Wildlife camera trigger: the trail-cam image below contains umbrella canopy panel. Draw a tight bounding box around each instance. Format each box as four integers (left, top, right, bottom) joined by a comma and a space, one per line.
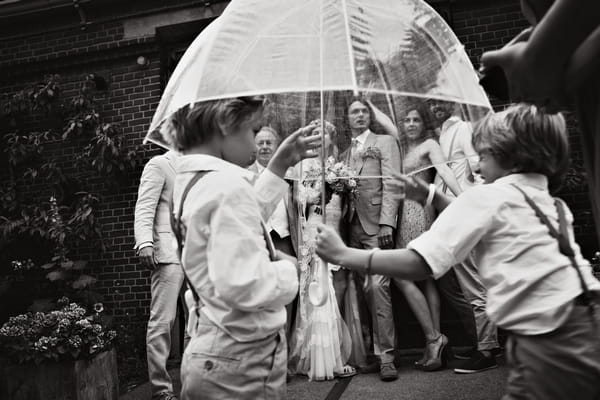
146, 0, 491, 144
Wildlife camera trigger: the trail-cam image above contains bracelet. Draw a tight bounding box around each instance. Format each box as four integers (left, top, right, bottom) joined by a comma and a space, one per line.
424, 183, 436, 208
365, 248, 378, 275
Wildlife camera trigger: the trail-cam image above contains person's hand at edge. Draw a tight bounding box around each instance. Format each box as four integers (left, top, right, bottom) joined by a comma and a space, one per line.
315, 224, 350, 266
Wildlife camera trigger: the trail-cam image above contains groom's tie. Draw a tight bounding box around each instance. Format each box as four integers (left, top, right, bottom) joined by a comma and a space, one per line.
347, 138, 359, 221
350, 138, 360, 169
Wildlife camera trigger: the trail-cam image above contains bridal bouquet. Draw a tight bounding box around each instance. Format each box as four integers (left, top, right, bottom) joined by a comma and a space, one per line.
302, 156, 358, 204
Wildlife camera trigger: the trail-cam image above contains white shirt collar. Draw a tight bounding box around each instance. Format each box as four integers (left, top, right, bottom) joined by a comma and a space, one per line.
354, 129, 372, 146
176, 154, 256, 182
254, 160, 266, 174
494, 173, 548, 191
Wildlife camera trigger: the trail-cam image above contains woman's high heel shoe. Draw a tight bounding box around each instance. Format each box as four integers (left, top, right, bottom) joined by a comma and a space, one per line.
414, 351, 427, 368
421, 334, 448, 372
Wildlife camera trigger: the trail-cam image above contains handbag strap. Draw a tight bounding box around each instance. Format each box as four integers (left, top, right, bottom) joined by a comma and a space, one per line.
511, 184, 597, 321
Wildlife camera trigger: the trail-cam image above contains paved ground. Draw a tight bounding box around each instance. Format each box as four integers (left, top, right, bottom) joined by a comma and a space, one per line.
120, 354, 508, 400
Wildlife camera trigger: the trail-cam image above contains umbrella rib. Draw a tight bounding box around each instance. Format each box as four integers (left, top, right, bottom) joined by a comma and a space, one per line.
340, 0, 358, 92
163, 87, 491, 109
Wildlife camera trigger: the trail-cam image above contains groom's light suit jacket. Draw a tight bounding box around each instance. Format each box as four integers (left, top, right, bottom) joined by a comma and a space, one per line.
341, 131, 401, 236
134, 151, 179, 264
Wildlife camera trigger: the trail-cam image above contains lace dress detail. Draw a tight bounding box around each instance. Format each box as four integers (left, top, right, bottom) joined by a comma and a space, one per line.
289, 183, 352, 380
396, 145, 436, 247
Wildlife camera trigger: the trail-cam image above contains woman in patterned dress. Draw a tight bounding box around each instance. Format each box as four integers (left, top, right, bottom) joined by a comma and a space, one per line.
395, 102, 462, 371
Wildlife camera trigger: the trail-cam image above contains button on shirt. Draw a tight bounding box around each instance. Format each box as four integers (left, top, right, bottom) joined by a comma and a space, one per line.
408, 173, 600, 335
173, 155, 298, 342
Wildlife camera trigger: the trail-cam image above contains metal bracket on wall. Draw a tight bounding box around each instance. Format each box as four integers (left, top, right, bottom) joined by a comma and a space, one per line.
73, 0, 92, 30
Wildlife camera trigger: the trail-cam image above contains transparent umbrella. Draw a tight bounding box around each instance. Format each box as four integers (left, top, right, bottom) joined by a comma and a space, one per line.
145, 0, 490, 142
144, 0, 492, 306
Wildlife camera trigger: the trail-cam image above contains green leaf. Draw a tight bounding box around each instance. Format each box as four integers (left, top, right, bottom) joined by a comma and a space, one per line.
72, 274, 96, 289
46, 270, 67, 281
40, 262, 56, 270
72, 260, 88, 270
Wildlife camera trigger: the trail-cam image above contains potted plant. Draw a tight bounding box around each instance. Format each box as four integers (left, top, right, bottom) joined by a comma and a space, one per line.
0, 297, 118, 400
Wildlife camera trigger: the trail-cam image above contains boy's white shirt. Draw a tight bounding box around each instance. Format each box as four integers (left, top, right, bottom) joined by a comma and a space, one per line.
173, 154, 297, 342
409, 173, 600, 335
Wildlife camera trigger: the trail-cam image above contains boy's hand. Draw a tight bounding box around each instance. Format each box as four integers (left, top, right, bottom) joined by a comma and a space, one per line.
315, 224, 348, 266
386, 171, 406, 203
267, 122, 321, 178
396, 174, 428, 204
275, 250, 297, 265
275, 250, 300, 279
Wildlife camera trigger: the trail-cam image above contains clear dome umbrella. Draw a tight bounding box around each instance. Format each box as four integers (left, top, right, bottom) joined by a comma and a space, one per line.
145, 0, 492, 305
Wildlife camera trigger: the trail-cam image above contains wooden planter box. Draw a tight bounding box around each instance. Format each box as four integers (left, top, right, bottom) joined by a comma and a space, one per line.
0, 348, 118, 400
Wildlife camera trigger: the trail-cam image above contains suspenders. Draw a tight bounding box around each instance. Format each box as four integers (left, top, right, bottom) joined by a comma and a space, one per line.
512, 184, 597, 323
169, 170, 279, 314
170, 171, 211, 309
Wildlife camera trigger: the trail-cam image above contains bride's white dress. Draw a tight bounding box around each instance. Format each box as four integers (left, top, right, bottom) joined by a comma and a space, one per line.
288, 191, 353, 381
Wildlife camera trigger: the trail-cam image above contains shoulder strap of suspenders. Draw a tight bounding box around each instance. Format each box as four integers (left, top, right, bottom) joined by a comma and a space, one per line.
170, 170, 280, 307
511, 184, 596, 318
170, 171, 211, 305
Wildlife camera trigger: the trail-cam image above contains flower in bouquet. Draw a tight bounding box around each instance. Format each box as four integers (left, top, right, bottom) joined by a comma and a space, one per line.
301, 157, 358, 204
323, 156, 359, 198
0, 298, 116, 364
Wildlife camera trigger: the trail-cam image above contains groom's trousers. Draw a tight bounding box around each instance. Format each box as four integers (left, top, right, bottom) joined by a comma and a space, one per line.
349, 217, 396, 365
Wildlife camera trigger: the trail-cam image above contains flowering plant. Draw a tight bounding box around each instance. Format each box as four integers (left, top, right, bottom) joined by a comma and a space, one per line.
0, 297, 116, 364
302, 156, 358, 204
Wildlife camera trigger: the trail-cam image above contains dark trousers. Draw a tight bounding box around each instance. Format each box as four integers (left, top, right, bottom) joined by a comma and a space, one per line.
503, 302, 600, 400
436, 269, 478, 348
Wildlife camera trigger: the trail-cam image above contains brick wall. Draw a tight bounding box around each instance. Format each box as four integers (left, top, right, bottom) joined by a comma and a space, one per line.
0, 1, 215, 318
0, 0, 596, 325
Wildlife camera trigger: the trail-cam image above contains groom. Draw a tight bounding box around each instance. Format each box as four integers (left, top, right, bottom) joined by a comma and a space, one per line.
341, 97, 402, 381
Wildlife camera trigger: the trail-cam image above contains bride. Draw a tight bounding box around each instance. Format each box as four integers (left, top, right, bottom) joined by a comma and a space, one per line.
288, 121, 357, 381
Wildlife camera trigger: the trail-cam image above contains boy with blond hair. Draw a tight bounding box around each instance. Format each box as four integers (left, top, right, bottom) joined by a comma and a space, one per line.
316, 104, 600, 399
